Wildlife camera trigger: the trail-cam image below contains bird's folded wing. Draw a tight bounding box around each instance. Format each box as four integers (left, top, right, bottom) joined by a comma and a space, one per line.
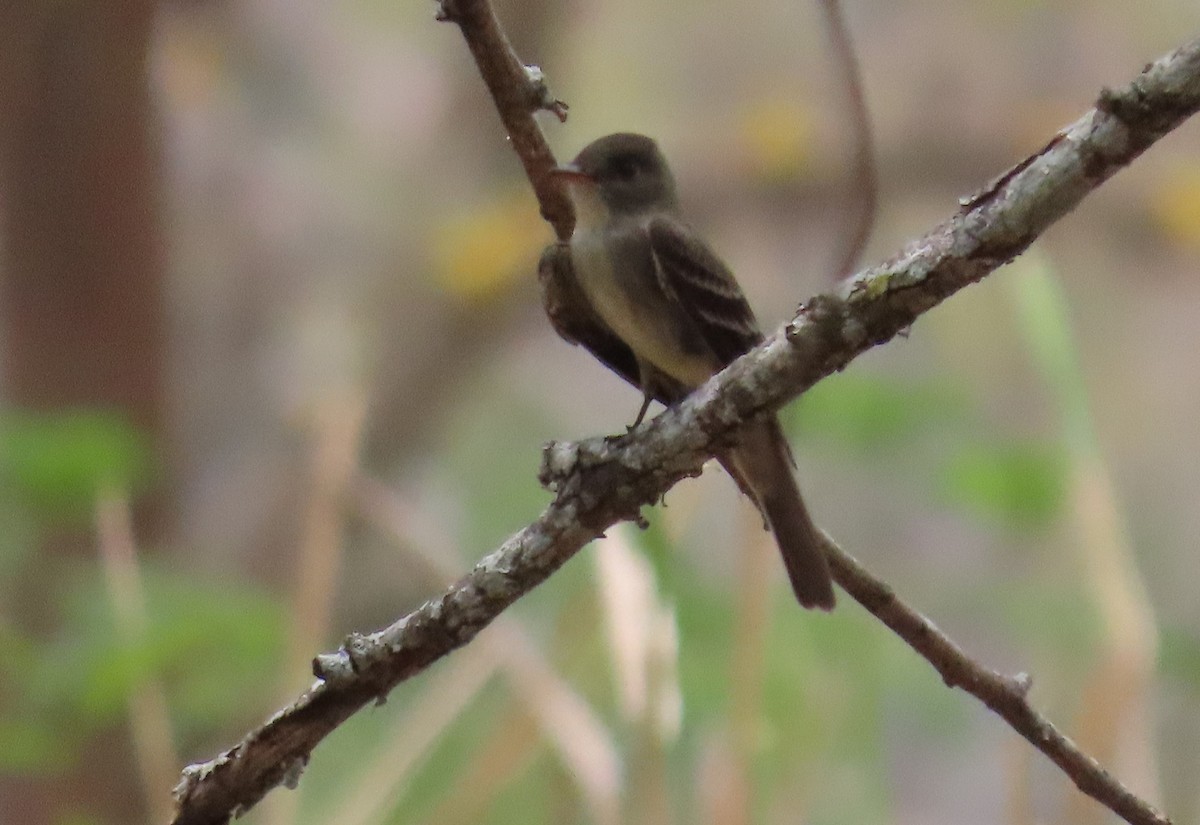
538, 240, 769, 507
538, 242, 686, 405
646, 216, 764, 366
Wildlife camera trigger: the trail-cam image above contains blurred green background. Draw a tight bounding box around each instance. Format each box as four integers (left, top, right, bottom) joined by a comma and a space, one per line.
1, 1, 1198, 824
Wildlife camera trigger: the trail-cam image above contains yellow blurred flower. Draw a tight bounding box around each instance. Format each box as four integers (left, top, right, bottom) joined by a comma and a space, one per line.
433, 191, 547, 301
1150, 166, 1200, 248
737, 98, 815, 184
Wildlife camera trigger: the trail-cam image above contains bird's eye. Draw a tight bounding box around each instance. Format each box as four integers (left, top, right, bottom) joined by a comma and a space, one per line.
611, 156, 639, 179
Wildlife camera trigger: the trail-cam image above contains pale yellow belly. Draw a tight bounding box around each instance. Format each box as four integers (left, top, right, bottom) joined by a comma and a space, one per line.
571, 231, 717, 388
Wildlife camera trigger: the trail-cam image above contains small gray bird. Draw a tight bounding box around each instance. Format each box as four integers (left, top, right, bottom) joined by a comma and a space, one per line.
541, 133, 835, 610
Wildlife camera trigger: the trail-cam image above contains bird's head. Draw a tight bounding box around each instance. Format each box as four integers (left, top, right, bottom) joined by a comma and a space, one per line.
552, 133, 679, 223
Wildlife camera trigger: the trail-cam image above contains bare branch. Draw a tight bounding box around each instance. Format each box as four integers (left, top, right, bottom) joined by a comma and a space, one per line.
168, 21, 1200, 825
823, 536, 1169, 825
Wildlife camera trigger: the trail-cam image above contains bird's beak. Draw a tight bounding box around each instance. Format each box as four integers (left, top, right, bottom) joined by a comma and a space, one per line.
549, 162, 595, 186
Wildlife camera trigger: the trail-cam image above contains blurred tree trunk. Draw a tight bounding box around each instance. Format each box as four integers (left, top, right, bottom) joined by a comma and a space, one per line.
0, 1, 165, 823
0, 3, 164, 434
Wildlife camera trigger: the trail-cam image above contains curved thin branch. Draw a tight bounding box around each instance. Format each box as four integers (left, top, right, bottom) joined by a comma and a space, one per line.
817, 0, 879, 277
168, 24, 1200, 825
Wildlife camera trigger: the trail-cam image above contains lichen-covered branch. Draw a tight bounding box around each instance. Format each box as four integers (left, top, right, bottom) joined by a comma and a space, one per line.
168, 21, 1200, 825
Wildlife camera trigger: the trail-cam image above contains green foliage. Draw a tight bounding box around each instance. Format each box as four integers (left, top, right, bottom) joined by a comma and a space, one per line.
0, 561, 284, 774
1008, 254, 1103, 458
441, 386, 553, 552
1001, 575, 1099, 666
672, 579, 736, 721
0, 409, 154, 524
476, 748, 559, 825
936, 442, 1066, 530
761, 605, 882, 756
633, 516, 680, 599
1160, 626, 1200, 697
0, 496, 39, 583
0, 703, 73, 773
787, 371, 967, 454
0, 610, 77, 773
786, 367, 1068, 532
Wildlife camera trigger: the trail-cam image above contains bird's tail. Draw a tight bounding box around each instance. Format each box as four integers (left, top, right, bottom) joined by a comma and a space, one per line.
724, 420, 836, 610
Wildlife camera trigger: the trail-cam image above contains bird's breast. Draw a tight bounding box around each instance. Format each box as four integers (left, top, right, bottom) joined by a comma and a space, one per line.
570, 224, 718, 388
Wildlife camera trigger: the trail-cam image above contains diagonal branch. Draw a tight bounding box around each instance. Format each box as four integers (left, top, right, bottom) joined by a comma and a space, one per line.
434, 0, 574, 238
168, 16, 1200, 825
825, 538, 1168, 825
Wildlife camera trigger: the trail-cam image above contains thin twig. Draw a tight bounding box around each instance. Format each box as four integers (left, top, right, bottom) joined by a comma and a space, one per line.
281, 395, 366, 686
727, 512, 774, 823
821, 536, 1168, 825
435, 0, 573, 238
262, 394, 366, 825
96, 490, 180, 825
817, 0, 879, 277
168, 21, 1200, 825
1009, 265, 1162, 814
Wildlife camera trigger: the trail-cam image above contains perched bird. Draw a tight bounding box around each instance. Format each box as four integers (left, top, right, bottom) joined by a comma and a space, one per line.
540, 133, 835, 610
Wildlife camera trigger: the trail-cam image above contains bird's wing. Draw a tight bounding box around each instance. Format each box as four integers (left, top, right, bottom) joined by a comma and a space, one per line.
646, 218, 795, 488
540, 240, 769, 505
538, 242, 686, 405
646, 216, 764, 366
